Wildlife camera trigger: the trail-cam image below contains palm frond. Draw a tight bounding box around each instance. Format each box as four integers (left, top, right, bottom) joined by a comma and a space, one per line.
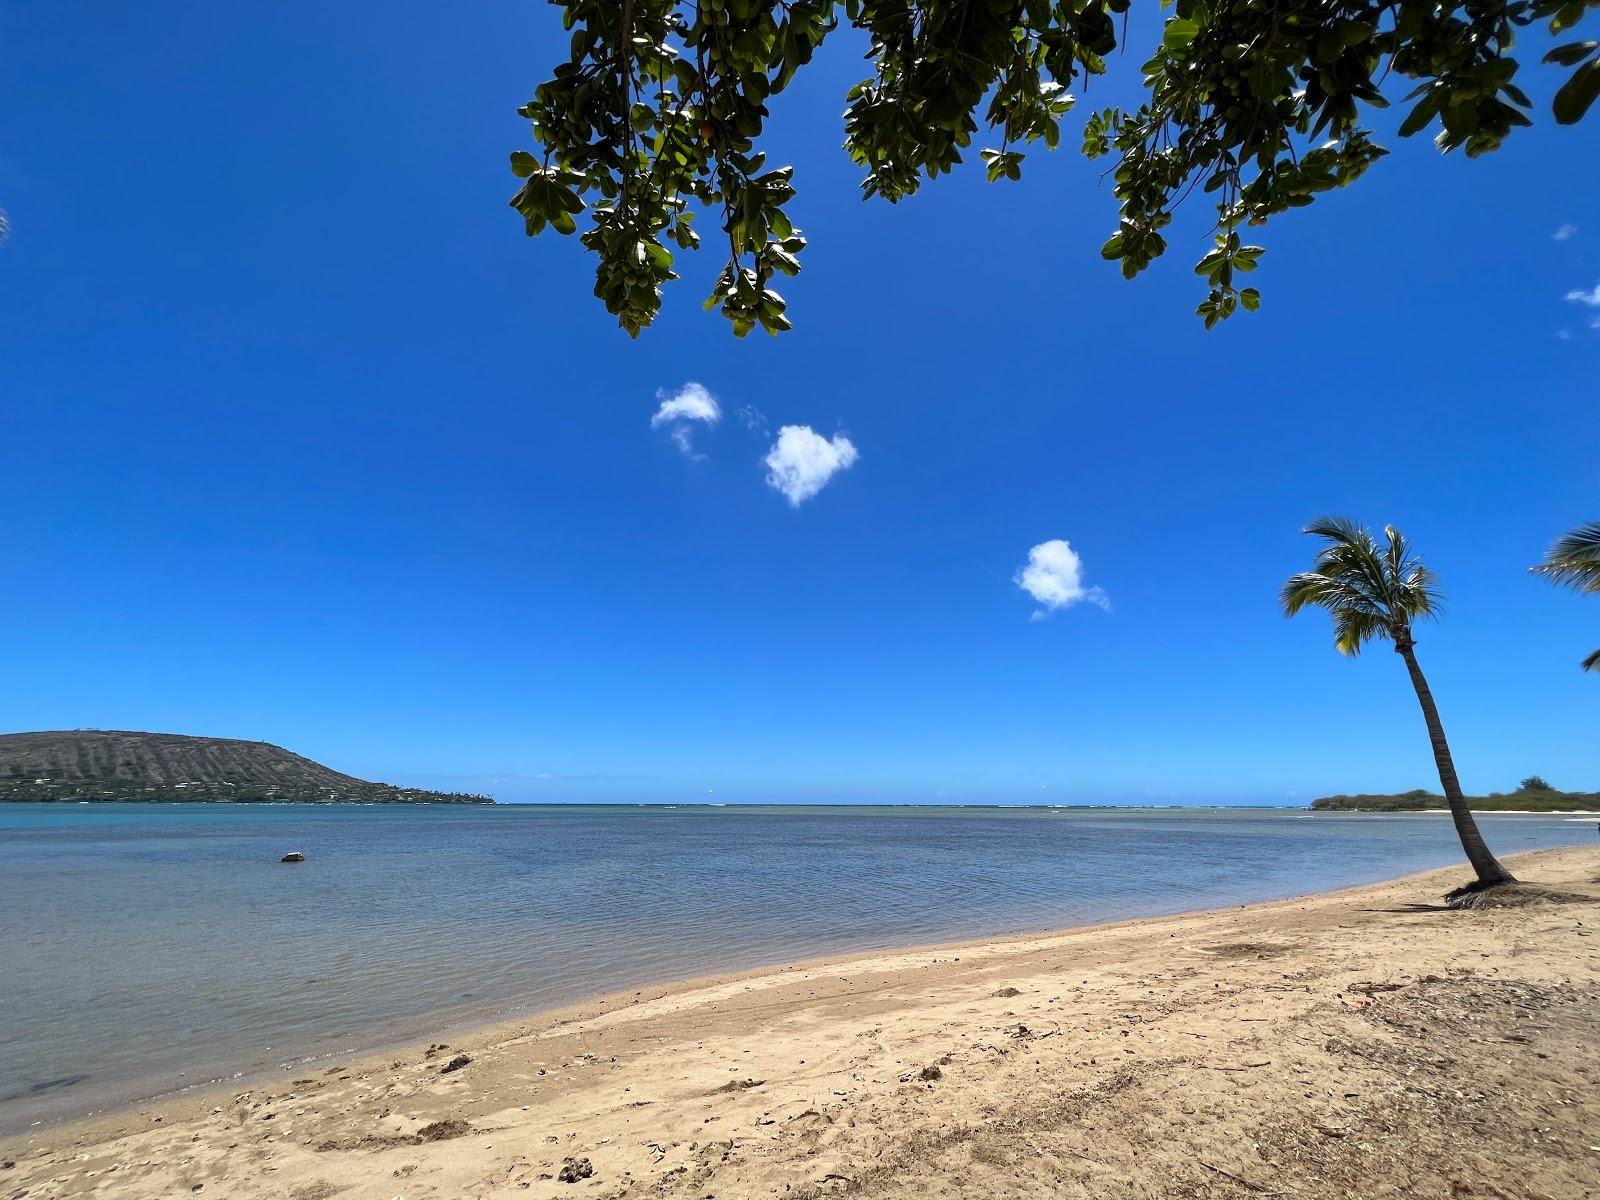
1534, 520, 1600, 594
1280, 571, 1358, 616
1583, 647, 1600, 672
1332, 608, 1388, 657
1283, 517, 1443, 653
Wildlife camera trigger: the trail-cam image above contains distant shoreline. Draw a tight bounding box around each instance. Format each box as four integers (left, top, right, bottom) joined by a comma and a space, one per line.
0, 795, 496, 805
5, 797, 1595, 812
1312, 788, 1600, 813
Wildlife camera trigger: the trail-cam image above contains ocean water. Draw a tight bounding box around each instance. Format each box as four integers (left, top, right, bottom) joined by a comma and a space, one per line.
1, 802, 1593, 1132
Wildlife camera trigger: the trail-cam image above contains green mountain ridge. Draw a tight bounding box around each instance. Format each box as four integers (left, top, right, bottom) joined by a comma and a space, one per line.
0, 730, 492, 804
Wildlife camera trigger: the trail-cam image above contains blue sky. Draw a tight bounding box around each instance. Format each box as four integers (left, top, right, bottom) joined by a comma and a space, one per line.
2, 3, 1596, 804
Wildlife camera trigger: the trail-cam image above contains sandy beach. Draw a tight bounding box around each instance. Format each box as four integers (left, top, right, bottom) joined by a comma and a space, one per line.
5, 845, 1597, 1200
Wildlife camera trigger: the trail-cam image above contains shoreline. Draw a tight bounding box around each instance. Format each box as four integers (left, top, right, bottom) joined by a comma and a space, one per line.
7, 845, 1598, 1198
2, 818, 1577, 1138
0, 855, 1448, 1136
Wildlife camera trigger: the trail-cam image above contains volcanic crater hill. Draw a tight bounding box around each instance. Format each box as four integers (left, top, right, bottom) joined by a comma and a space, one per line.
0, 730, 492, 804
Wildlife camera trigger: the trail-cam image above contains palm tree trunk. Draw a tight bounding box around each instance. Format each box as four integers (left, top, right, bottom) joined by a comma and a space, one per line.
1394, 637, 1515, 887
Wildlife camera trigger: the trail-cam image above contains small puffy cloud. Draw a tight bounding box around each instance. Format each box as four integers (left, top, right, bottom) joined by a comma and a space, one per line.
651, 381, 720, 458
1014, 539, 1109, 619
651, 381, 720, 427
763, 425, 858, 506
1564, 280, 1600, 307
1553, 223, 1578, 241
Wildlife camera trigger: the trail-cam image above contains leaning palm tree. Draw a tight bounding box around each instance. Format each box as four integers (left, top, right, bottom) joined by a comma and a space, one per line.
1531, 520, 1600, 671
1282, 517, 1515, 891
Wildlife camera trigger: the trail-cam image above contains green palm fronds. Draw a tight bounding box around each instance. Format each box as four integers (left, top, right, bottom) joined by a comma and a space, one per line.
1281, 517, 1440, 656
1533, 520, 1600, 593
1532, 519, 1600, 671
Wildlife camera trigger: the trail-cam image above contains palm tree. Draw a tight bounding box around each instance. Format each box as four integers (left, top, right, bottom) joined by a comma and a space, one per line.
1282, 517, 1515, 890
1531, 520, 1600, 671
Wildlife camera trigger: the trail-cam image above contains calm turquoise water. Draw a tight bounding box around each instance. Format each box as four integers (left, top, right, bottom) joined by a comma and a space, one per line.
1, 803, 1593, 1132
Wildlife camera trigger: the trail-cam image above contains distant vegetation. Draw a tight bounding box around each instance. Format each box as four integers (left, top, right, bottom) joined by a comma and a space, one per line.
1313, 785, 1600, 813
0, 730, 492, 804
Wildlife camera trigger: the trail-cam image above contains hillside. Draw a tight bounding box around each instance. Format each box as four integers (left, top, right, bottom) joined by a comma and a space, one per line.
0, 730, 492, 804
1312, 787, 1600, 813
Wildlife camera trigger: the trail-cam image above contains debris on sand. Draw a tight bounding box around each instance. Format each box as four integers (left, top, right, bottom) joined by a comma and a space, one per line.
313, 1119, 472, 1152
558, 1156, 594, 1183
1448, 881, 1599, 909
439, 1054, 472, 1074
710, 1078, 765, 1094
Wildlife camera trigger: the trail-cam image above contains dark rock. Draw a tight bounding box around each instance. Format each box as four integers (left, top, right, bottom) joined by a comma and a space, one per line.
280, 851, 305, 863
918, 1065, 942, 1081
439, 1054, 472, 1074
558, 1156, 594, 1183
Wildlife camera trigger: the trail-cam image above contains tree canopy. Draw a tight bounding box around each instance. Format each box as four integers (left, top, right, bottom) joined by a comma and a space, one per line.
510, 0, 1600, 337
1280, 516, 1440, 655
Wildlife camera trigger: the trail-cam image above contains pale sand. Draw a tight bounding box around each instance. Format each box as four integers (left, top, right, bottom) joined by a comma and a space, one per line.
6, 847, 1598, 1200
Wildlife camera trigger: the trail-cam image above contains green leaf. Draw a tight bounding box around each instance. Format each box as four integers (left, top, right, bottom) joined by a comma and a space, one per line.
1162, 18, 1199, 51
509, 151, 540, 178
1398, 95, 1440, 137
1544, 41, 1598, 67
1554, 60, 1600, 124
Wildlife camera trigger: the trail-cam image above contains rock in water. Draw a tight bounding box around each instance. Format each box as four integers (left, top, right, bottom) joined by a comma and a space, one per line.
280, 851, 305, 863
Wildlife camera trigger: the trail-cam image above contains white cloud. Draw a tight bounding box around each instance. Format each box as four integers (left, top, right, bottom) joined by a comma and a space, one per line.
1553, 223, 1578, 241
1564, 280, 1600, 307
763, 425, 858, 506
651, 381, 720, 458
651, 381, 720, 427
1014, 539, 1109, 619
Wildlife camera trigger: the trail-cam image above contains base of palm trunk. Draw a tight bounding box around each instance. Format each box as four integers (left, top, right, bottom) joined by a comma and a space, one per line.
1444, 875, 1519, 908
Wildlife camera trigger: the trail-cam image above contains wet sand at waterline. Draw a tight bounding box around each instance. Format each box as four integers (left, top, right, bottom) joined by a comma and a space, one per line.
6, 846, 1597, 1200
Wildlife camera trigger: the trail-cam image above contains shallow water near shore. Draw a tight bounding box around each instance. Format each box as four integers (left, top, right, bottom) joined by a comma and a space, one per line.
2, 802, 1593, 1132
